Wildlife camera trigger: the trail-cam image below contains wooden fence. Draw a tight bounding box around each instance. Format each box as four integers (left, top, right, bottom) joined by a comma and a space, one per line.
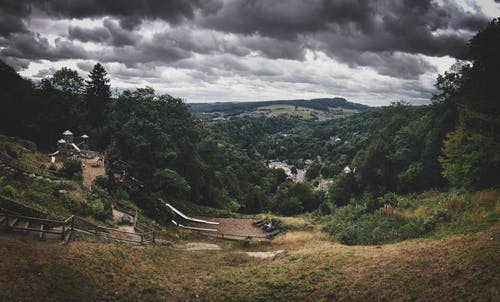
0, 197, 154, 245
73, 216, 154, 245
0, 212, 74, 244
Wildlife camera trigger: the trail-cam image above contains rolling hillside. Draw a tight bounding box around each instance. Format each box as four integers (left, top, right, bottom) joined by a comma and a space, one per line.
188, 98, 372, 120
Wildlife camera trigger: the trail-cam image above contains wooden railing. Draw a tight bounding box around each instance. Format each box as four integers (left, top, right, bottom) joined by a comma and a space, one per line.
73, 216, 154, 245
0, 212, 74, 244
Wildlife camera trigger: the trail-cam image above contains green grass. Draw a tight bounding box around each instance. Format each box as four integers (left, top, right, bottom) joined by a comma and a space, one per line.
322, 189, 500, 245
0, 135, 60, 178
254, 104, 358, 120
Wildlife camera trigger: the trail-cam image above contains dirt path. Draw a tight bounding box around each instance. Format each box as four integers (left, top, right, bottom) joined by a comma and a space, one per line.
81, 154, 105, 187
184, 217, 270, 240
173, 243, 221, 251
42, 151, 105, 187
111, 208, 141, 242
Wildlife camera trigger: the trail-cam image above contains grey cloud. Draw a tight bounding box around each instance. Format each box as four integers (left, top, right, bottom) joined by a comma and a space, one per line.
240, 35, 306, 60
68, 19, 139, 46
34, 0, 223, 27
0, 0, 493, 88
198, 0, 488, 56
0, 56, 31, 71
32, 67, 57, 78
108, 63, 162, 80
0, 1, 31, 36
102, 19, 139, 46
68, 26, 111, 43
1, 32, 88, 62
76, 61, 95, 73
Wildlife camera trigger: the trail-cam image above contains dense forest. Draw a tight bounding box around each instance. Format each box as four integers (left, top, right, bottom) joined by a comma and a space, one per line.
0, 19, 499, 229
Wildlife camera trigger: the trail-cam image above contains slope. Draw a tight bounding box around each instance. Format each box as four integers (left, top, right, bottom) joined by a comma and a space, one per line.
0, 223, 497, 301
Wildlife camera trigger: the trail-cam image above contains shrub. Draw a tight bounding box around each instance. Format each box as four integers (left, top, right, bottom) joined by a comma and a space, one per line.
1, 184, 17, 197
64, 189, 112, 220
93, 175, 108, 189
60, 159, 82, 180
323, 201, 438, 245
65, 191, 85, 214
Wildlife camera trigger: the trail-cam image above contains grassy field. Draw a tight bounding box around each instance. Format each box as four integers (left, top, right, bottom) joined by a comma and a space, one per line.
254, 104, 357, 120
0, 221, 498, 302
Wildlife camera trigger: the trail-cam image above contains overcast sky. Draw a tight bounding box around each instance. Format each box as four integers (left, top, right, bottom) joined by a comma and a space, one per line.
0, 0, 498, 105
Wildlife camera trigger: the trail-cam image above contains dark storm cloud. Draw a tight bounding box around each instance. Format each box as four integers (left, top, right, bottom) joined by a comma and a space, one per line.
1, 32, 88, 61
0, 0, 494, 79
34, 0, 223, 27
68, 19, 139, 46
198, 0, 489, 61
0, 1, 31, 36
346, 52, 437, 79
68, 26, 111, 43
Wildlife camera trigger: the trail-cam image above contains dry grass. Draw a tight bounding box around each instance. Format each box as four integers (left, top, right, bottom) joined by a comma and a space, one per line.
0, 222, 498, 302
257, 214, 315, 231
272, 231, 329, 245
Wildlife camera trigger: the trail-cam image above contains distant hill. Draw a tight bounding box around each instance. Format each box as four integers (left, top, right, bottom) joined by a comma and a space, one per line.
188, 97, 372, 120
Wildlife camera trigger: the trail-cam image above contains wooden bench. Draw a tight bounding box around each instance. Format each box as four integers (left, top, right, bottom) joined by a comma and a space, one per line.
267, 230, 280, 239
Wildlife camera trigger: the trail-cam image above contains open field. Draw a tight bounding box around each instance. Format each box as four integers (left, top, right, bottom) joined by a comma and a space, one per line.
254, 104, 357, 120
0, 222, 498, 302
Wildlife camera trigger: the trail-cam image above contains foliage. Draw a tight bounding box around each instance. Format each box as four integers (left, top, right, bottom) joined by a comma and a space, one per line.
328, 171, 359, 207
85, 63, 111, 130
1, 184, 17, 197
436, 19, 500, 189
272, 182, 322, 215
60, 159, 83, 180
323, 189, 500, 245
0, 18, 499, 223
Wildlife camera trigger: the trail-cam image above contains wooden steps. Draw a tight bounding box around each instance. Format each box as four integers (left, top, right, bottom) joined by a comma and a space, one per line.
0, 213, 74, 244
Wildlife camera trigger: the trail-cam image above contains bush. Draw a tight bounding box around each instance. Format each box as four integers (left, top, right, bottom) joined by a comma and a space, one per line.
1, 184, 17, 197
93, 175, 108, 189
323, 201, 438, 245
60, 159, 82, 180
64, 189, 112, 220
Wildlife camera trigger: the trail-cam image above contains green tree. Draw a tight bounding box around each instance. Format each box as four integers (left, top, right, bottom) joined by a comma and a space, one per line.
49, 67, 84, 94
328, 171, 359, 207
438, 19, 500, 189
439, 109, 500, 188
154, 168, 191, 201
85, 63, 111, 128
305, 161, 321, 180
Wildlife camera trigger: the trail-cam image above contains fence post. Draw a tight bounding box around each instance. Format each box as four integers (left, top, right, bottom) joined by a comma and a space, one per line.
133, 210, 138, 230
61, 224, 66, 241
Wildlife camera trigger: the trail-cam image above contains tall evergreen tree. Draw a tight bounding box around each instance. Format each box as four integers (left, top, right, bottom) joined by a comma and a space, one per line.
85, 63, 111, 128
